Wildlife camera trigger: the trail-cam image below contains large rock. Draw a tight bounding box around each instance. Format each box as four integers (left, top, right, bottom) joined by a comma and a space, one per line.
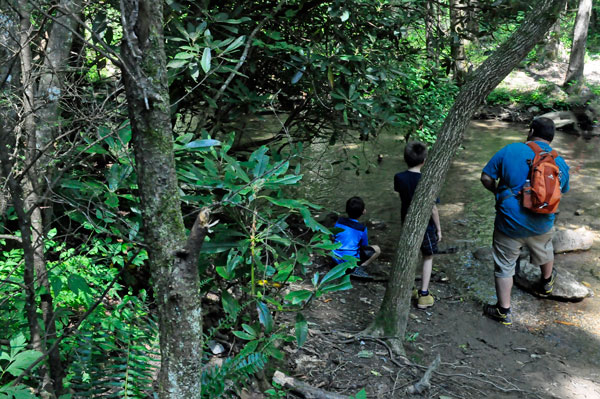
514, 261, 593, 301
553, 228, 595, 253
539, 110, 579, 133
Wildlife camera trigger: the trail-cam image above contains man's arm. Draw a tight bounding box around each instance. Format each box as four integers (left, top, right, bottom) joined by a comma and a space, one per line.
480, 172, 497, 194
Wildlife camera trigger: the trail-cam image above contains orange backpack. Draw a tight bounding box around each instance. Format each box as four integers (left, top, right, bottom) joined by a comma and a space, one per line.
521, 142, 561, 214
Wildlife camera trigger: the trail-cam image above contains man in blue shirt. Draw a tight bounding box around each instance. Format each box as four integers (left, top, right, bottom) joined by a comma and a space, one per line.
331, 197, 380, 278
480, 117, 569, 325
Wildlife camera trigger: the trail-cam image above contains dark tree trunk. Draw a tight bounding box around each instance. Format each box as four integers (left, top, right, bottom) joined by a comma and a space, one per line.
425, 1, 438, 65
564, 0, 593, 92
450, 0, 468, 86
119, 0, 206, 397
364, 0, 568, 355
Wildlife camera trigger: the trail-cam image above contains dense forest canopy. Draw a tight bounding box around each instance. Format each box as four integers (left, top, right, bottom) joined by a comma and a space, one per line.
0, 0, 598, 397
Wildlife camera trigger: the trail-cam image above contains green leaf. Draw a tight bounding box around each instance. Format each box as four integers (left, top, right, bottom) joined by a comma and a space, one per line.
222, 291, 241, 319
67, 274, 90, 295
232, 331, 256, 341
215, 266, 232, 280
174, 51, 195, 59
256, 302, 273, 334
319, 262, 351, 286
238, 340, 259, 357
319, 276, 353, 294
241, 323, 258, 338
295, 313, 308, 347
201, 47, 212, 73
353, 388, 367, 399
270, 175, 302, 185
184, 139, 221, 149
249, 146, 269, 178
284, 289, 312, 305
167, 59, 189, 69
9, 334, 26, 358
5, 350, 42, 377
223, 35, 245, 54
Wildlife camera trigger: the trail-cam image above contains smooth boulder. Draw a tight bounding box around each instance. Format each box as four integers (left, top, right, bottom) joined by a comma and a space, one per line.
514, 261, 593, 301
553, 228, 595, 253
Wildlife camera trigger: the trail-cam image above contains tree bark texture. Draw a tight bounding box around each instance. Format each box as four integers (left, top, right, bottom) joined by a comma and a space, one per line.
367, 0, 568, 355
12, 0, 83, 393
564, 0, 592, 91
450, 0, 468, 85
119, 0, 205, 397
425, 1, 438, 64
14, 2, 60, 395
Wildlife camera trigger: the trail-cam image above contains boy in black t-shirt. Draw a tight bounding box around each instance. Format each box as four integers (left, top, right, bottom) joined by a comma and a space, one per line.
393, 141, 442, 309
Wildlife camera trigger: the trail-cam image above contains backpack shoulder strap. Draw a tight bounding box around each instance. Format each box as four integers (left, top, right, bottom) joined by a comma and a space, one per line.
526, 141, 542, 155
526, 141, 558, 160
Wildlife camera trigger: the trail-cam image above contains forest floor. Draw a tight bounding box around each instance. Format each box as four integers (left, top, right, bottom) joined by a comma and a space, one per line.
267, 62, 600, 399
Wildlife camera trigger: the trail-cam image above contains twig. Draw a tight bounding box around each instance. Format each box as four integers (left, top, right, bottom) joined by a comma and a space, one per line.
211, 0, 286, 104
0, 234, 22, 243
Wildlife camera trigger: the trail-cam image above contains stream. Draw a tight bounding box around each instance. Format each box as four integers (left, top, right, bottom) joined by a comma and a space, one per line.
299, 120, 600, 362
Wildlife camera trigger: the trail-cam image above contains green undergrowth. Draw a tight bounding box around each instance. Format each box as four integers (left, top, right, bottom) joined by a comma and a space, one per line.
486, 85, 570, 111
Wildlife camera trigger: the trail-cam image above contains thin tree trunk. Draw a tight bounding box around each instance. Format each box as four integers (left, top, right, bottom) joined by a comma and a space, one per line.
14, 0, 81, 393
119, 0, 205, 397
364, 0, 568, 355
15, 2, 55, 396
425, 1, 438, 65
450, 0, 468, 85
564, 0, 593, 91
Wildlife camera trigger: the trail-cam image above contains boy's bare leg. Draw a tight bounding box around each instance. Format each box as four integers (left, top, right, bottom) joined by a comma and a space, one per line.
360, 245, 380, 267
495, 276, 513, 308
421, 255, 433, 292
540, 259, 554, 279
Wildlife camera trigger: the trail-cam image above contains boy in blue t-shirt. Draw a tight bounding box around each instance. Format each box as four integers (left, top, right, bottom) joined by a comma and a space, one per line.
393, 141, 442, 309
331, 197, 381, 278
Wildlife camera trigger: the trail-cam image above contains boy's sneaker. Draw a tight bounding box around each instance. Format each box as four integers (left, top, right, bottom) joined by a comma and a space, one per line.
417, 293, 434, 309
537, 269, 557, 297
483, 304, 512, 326
350, 266, 372, 279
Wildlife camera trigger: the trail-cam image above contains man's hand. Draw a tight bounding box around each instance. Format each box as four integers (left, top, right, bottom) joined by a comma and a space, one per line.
480, 172, 497, 194
437, 230, 442, 243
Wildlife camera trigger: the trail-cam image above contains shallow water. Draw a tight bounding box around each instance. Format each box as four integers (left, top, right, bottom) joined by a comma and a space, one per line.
299, 120, 600, 346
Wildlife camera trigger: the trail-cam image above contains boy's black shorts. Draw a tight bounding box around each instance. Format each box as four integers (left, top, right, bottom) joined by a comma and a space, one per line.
359, 246, 377, 264
420, 225, 438, 256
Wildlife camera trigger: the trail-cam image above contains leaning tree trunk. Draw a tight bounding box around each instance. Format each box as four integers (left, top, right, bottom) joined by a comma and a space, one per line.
364, 0, 568, 355
119, 0, 206, 397
564, 0, 593, 92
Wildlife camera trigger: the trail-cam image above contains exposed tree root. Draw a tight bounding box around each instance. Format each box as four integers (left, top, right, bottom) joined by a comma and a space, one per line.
406, 354, 440, 394
272, 371, 349, 399
359, 323, 406, 357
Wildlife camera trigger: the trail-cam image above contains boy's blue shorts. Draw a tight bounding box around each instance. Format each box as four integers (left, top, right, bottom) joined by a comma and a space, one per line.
421, 225, 438, 256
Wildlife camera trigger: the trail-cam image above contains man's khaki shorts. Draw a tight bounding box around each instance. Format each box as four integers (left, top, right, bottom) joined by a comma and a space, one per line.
492, 228, 554, 278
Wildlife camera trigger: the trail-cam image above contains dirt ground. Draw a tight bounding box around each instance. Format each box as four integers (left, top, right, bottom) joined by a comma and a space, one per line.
284, 254, 599, 399
274, 64, 600, 399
